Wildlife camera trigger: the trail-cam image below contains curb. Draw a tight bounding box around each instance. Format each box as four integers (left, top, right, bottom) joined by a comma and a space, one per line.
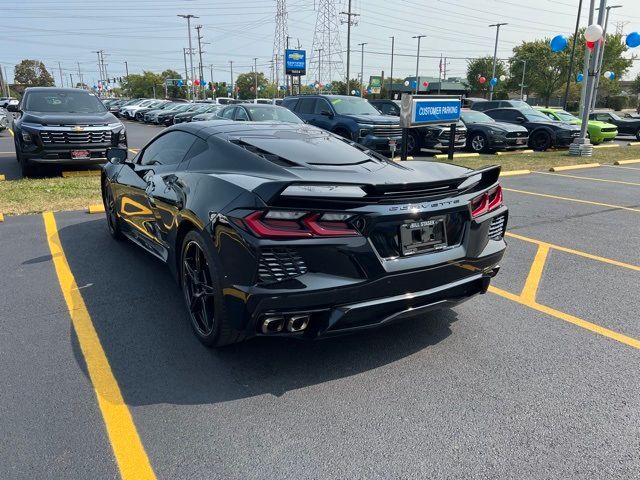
627, 142, 640, 146
549, 163, 600, 172
500, 170, 531, 177
614, 159, 640, 165
592, 143, 620, 149
0, 213, 4, 222
87, 205, 105, 214
62, 170, 101, 178
0, 174, 5, 181
433, 152, 480, 160
495, 150, 533, 156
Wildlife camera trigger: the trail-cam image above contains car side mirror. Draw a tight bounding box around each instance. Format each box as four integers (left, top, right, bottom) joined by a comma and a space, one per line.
106, 147, 128, 164
320, 110, 333, 117
516, 116, 525, 123
7, 104, 19, 113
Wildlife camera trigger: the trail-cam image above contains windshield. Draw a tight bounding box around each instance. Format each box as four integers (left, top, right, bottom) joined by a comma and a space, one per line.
509, 100, 533, 109
248, 106, 302, 123
609, 112, 622, 121
461, 110, 494, 123
25, 91, 107, 113
330, 97, 381, 115
525, 110, 553, 122
553, 110, 577, 122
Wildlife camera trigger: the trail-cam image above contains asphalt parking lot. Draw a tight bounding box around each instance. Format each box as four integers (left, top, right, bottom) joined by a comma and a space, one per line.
1, 122, 639, 479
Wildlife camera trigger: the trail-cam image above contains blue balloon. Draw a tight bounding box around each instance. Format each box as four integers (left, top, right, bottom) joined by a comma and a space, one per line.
92, 85, 97, 89
626, 32, 640, 48
576, 73, 584, 82
177, 80, 184, 87
325, 83, 332, 89
201, 80, 207, 86
608, 72, 616, 80
411, 81, 417, 88
279, 85, 286, 90
490, 77, 498, 86
550, 35, 569, 52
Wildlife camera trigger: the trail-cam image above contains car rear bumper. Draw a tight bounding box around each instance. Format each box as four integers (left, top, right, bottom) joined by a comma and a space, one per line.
359, 134, 403, 152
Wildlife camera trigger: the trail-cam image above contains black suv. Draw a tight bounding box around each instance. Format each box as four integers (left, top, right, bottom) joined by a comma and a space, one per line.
282, 94, 402, 152
483, 107, 580, 151
471, 100, 533, 112
9, 87, 127, 176
369, 99, 467, 155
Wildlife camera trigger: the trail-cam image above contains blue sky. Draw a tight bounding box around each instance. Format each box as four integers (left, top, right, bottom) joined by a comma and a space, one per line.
2, 0, 639, 88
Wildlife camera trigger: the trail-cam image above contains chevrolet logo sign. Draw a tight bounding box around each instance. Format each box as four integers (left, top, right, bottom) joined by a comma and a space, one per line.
288, 53, 304, 60
72, 126, 85, 132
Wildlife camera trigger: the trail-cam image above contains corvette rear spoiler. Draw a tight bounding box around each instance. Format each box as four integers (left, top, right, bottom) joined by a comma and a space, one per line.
255, 164, 502, 206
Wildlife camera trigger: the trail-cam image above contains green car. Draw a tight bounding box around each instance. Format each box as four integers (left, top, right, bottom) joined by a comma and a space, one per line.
536, 107, 618, 144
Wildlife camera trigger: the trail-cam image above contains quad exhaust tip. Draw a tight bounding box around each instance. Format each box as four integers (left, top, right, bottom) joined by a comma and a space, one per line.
261, 314, 311, 334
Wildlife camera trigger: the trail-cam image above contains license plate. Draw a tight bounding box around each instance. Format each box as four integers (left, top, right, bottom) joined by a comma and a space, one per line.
399, 217, 447, 256
71, 149, 91, 160
516, 138, 526, 145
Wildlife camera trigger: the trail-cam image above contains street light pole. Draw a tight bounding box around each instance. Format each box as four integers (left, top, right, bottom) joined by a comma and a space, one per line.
341, 0, 359, 96
412, 35, 426, 95
579, 0, 597, 113
183, 48, 189, 98
591, 4, 622, 110
178, 14, 199, 100
315, 48, 323, 84
389, 36, 395, 99
254, 57, 258, 100
358, 43, 366, 97
562, 0, 583, 110
519, 59, 527, 100
489, 23, 507, 101
230, 60, 234, 99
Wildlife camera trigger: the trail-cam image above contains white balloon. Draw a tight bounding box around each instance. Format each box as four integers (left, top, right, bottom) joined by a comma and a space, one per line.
404, 80, 410, 87
187, 80, 193, 86
351, 90, 356, 95
499, 75, 507, 82
585, 24, 604, 42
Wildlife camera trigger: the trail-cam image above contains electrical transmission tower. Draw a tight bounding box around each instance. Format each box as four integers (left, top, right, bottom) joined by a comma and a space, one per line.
272, 0, 289, 90
310, 0, 345, 85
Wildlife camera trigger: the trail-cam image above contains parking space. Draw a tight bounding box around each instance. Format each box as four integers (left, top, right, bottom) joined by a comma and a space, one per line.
1, 159, 638, 479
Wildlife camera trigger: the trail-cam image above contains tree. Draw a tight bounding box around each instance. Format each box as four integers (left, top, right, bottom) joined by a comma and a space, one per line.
465, 56, 507, 98
120, 71, 165, 98
14, 59, 55, 87
160, 69, 185, 99
235, 72, 269, 99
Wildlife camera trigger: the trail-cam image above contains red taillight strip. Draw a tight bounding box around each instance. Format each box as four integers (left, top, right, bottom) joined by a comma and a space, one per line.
244, 211, 312, 238
471, 185, 503, 218
302, 214, 360, 237
471, 194, 490, 217
488, 185, 503, 211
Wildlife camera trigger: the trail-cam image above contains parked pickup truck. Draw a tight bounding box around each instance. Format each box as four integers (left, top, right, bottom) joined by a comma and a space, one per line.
8, 87, 127, 176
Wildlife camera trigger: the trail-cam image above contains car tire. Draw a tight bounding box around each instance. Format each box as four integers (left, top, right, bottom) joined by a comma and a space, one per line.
406, 131, 421, 156
635, 128, 640, 141
469, 132, 489, 153
102, 179, 124, 240
529, 130, 552, 151
180, 230, 243, 347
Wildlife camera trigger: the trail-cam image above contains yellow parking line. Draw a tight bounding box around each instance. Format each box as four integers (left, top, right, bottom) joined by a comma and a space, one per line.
434, 152, 480, 160
614, 159, 640, 165
549, 163, 600, 172
8, 128, 14, 137
489, 286, 640, 350
519, 244, 549, 303
506, 232, 640, 272
42, 212, 156, 480
534, 171, 640, 186
128, 148, 139, 154
503, 188, 640, 213
500, 169, 530, 177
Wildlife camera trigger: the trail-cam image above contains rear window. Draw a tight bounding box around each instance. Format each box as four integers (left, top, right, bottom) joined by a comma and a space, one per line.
281, 98, 299, 110
25, 91, 106, 113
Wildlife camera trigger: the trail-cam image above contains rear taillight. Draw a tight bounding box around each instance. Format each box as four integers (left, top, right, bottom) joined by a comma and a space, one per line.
471, 185, 503, 218
242, 210, 360, 239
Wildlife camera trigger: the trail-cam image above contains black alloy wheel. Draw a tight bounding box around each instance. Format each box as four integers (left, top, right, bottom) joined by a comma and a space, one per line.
406, 131, 421, 156
103, 180, 123, 239
530, 130, 552, 151
469, 133, 488, 153
182, 237, 217, 340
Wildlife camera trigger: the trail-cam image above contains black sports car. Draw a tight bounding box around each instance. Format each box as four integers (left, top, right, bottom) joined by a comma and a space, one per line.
101, 121, 507, 347
460, 109, 529, 153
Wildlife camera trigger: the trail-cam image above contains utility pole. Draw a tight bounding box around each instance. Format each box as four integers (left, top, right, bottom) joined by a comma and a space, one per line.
254, 57, 259, 100
58, 62, 64, 88
3, 66, 9, 97
591, 4, 622, 110
389, 36, 395, 99
94, 51, 103, 84
340, 0, 359, 95
195, 24, 205, 99
70, 73, 74, 88
489, 23, 508, 101
358, 43, 366, 97
183, 48, 189, 99
178, 14, 199, 100
412, 35, 426, 95
285, 36, 291, 96
77, 62, 83, 89
0, 67, 7, 97
315, 48, 323, 84
563, 0, 583, 110
230, 61, 234, 98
